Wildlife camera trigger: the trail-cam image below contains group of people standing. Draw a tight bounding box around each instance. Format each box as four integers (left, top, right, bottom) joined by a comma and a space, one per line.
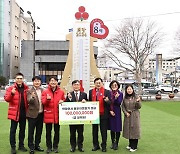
4, 72, 141, 154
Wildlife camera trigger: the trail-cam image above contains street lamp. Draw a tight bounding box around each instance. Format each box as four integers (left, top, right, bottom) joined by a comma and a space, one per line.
170, 72, 174, 93
27, 11, 40, 77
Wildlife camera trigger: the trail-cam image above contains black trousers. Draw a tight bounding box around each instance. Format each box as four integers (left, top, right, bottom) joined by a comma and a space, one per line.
92, 119, 108, 149
28, 113, 43, 150
10, 115, 26, 148
129, 139, 138, 149
110, 131, 120, 144
46, 123, 60, 149
69, 124, 84, 149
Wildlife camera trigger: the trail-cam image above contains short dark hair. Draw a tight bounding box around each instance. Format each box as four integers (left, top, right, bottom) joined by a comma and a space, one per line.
109, 80, 120, 89
15, 72, 24, 78
72, 80, 80, 85
49, 76, 58, 81
32, 76, 41, 82
94, 77, 103, 83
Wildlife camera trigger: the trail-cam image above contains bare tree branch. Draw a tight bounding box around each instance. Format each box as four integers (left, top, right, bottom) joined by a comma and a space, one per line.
103, 18, 163, 93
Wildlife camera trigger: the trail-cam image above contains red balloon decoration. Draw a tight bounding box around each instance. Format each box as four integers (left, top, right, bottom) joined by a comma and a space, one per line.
75, 6, 89, 21
79, 6, 85, 12
75, 12, 81, 20
82, 12, 89, 20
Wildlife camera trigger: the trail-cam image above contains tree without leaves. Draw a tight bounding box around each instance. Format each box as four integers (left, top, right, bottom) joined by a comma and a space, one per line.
174, 27, 180, 55
104, 19, 163, 94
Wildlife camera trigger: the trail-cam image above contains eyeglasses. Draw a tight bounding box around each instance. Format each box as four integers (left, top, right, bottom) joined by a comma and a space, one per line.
112, 84, 118, 87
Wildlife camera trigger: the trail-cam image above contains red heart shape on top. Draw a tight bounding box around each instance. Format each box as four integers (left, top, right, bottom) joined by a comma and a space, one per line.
90, 18, 109, 39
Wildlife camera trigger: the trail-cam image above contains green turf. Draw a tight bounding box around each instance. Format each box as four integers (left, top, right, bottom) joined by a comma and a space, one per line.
0, 101, 180, 153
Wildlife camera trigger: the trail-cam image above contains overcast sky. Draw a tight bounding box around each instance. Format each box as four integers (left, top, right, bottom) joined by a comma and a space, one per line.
16, 0, 180, 56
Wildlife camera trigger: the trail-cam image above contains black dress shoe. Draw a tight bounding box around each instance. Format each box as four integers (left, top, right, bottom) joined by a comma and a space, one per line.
70, 148, 75, 152
29, 150, 34, 154
46, 148, 52, 154
18, 147, 28, 152
78, 148, 84, 152
102, 148, 107, 152
35, 146, 44, 152
92, 146, 100, 151
113, 143, 118, 150
53, 148, 59, 153
110, 143, 114, 149
11, 148, 16, 154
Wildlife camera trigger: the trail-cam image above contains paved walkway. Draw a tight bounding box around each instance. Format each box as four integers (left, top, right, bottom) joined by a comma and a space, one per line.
1, 90, 180, 102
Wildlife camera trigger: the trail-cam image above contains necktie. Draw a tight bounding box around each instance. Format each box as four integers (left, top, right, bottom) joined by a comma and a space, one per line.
96, 90, 99, 101
75, 92, 78, 102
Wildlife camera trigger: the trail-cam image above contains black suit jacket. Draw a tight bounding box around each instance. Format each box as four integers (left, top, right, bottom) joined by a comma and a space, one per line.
89, 88, 111, 119
65, 91, 88, 102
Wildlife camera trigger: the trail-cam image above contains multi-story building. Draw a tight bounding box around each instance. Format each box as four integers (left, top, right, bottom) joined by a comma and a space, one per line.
0, 0, 5, 76
20, 40, 98, 83
148, 55, 179, 84
1, 0, 33, 79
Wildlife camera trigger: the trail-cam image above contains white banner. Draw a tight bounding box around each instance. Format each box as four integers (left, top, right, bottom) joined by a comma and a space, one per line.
59, 101, 99, 125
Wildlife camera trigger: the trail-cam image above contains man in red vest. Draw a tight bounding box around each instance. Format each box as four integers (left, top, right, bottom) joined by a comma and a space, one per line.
89, 77, 111, 152
4, 73, 29, 154
42, 76, 65, 153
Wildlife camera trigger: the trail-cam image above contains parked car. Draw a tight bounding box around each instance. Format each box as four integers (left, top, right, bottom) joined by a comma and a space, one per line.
156, 85, 179, 93
27, 82, 33, 88
41, 83, 48, 89
5, 84, 10, 90
143, 87, 161, 94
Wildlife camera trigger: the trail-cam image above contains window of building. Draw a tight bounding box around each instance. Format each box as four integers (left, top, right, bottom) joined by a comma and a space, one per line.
36, 50, 69, 55
41, 62, 66, 71
15, 36, 18, 40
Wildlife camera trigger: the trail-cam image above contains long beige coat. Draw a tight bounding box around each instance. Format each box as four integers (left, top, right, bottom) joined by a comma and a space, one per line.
122, 95, 141, 139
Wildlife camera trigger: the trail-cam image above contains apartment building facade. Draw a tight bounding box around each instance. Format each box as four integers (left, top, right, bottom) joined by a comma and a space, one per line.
1, 0, 33, 79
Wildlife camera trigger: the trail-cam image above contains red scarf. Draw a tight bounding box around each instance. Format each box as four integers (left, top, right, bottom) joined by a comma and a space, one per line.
92, 87, 105, 115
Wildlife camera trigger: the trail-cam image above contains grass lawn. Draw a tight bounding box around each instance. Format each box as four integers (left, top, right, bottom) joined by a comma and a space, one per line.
0, 101, 180, 154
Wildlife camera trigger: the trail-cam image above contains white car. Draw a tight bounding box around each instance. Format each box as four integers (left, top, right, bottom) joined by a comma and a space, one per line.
156, 85, 179, 93
41, 83, 48, 89
5, 84, 10, 90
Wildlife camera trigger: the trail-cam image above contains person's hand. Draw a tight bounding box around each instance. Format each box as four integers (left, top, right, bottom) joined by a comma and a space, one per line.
115, 92, 120, 99
81, 99, 86, 103
11, 87, 16, 95
59, 100, 63, 104
47, 94, 51, 100
136, 97, 141, 102
103, 96, 109, 102
67, 92, 72, 99
31, 92, 36, 98
126, 112, 130, 118
110, 111, 115, 116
